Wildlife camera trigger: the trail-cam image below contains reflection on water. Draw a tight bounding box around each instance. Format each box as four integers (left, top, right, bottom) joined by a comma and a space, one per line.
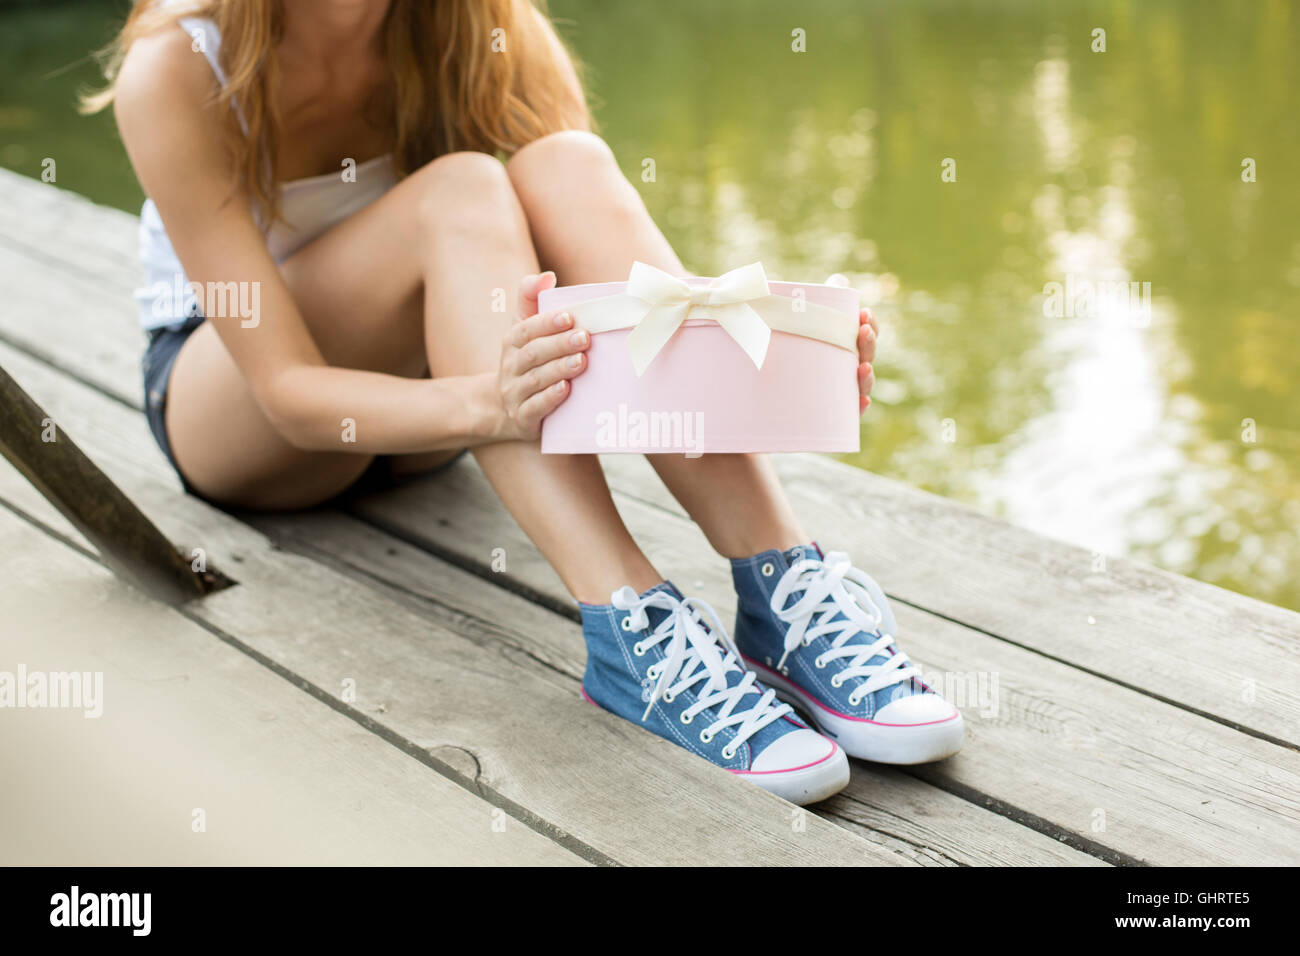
556, 0, 1300, 611
2, 0, 1297, 609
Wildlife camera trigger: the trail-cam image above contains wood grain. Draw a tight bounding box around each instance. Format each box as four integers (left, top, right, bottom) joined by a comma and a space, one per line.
0, 340, 900, 866
0, 509, 585, 866
4, 168, 1298, 866
351, 459, 1300, 865
258, 507, 1107, 867
2, 170, 1294, 748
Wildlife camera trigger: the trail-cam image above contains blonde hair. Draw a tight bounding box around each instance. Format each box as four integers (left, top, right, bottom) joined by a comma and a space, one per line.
83, 0, 590, 222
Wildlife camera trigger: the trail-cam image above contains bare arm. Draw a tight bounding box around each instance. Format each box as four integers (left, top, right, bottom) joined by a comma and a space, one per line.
113, 29, 511, 455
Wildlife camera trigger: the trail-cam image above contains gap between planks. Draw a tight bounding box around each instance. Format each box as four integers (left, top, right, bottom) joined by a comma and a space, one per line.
0, 341, 907, 867
2, 263, 1297, 865
0, 506, 587, 867
2, 174, 1300, 868
1, 202, 1295, 750
349, 462, 1300, 866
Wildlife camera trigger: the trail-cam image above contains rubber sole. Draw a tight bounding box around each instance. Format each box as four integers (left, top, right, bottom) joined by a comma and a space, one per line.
734, 742, 850, 805
745, 657, 965, 765
579, 686, 850, 805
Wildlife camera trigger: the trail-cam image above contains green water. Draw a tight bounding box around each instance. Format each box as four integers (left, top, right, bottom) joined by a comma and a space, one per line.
3, 0, 1297, 610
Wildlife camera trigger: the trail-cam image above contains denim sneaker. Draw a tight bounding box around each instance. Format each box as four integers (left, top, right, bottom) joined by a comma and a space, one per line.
580, 581, 849, 804
732, 545, 963, 764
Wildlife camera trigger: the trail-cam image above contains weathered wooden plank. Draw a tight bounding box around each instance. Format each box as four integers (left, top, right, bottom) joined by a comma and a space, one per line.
604, 455, 1300, 748
5, 171, 1299, 862
0, 392, 1101, 870
0, 340, 902, 866
0, 262, 142, 401
0, 168, 143, 286
351, 460, 1300, 866
256, 508, 1107, 867
2, 167, 1296, 746
0, 509, 585, 866
0, 333, 1107, 867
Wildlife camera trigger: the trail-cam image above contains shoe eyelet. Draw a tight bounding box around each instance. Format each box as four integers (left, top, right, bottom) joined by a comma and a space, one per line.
830, 674, 844, 688
848, 694, 864, 707
722, 746, 737, 760
679, 711, 693, 724
760, 562, 775, 577
699, 729, 714, 744
814, 657, 826, 669
633, 642, 647, 656
621, 617, 634, 631
661, 690, 675, 703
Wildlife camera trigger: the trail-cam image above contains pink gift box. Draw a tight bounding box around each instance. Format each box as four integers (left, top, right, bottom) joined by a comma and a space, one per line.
539, 269, 861, 455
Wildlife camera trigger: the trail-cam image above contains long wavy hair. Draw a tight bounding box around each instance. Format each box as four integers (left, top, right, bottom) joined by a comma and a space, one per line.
82, 0, 590, 222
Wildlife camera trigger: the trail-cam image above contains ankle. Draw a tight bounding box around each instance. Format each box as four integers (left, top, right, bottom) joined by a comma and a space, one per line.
712, 527, 808, 562
567, 555, 663, 606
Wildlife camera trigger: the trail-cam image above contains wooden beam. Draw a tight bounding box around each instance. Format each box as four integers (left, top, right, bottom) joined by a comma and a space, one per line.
0, 362, 211, 604
0, 341, 896, 866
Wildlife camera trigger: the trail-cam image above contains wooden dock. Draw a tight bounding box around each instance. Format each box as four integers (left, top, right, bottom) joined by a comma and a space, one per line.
2, 168, 1298, 866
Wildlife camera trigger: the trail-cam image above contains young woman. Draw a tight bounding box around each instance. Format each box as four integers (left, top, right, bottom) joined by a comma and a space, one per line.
90, 0, 963, 805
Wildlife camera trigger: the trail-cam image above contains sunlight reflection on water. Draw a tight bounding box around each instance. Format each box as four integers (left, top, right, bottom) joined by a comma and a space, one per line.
565, 0, 1300, 610
2, 0, 1295, 609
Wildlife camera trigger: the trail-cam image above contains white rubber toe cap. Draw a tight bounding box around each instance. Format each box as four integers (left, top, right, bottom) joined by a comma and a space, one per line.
873, 693, 959, 726
750, 728, 836, 772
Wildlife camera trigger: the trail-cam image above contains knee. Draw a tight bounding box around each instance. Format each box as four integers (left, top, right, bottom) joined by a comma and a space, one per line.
507, 130, 621, 190
507, 131, 640, 219
411, 150, 527, 237
414, 151, 517, 212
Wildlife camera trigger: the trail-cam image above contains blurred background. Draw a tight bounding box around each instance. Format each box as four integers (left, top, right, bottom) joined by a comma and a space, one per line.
1, 0, 1297, 610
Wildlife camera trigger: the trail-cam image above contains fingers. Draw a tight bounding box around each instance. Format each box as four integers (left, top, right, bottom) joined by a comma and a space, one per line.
859, 305, 879, 335
858, 307, 877, 413
858, 362, 873, 413
514, 379, 571, 434
857, 318, 876, 365
506, 347, 586, 409
862, 307, 879, 336
858, 361, 875, 403
498, 298, 586, 437
524, 351, 587, 396
510, 324, 589, 374
857, 307, 879, 363
509, 307, 575, 348
516, 271, 557, 322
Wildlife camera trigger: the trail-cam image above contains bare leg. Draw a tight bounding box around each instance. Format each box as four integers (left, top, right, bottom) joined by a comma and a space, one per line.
506, 132, 810, 559
411, 154, 660, 601
167, 150, 659, 600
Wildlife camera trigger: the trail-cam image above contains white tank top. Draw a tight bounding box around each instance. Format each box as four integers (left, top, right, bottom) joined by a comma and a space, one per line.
136, 14, 398, 330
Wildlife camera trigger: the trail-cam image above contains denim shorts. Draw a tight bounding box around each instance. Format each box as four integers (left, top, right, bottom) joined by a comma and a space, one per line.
140, 316, 467, 498
141, 314, 204, 486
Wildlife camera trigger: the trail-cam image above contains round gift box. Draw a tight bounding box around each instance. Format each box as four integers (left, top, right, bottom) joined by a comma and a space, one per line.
539, 277, 861, 455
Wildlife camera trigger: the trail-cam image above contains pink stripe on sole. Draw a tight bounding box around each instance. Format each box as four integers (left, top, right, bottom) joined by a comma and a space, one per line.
745, 655, 959, 727
730, 741, 841, 776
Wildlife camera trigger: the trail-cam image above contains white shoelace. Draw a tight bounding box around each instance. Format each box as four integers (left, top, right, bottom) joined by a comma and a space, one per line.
770, 552, 919, 707
612, 587, 792, 758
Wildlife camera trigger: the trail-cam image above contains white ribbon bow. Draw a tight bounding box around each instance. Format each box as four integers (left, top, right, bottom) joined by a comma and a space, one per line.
562, 261, 858, 377
624, 261, 773, 376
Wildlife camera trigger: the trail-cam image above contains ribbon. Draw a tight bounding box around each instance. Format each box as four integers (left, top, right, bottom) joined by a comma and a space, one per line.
565, 261, 857, 376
